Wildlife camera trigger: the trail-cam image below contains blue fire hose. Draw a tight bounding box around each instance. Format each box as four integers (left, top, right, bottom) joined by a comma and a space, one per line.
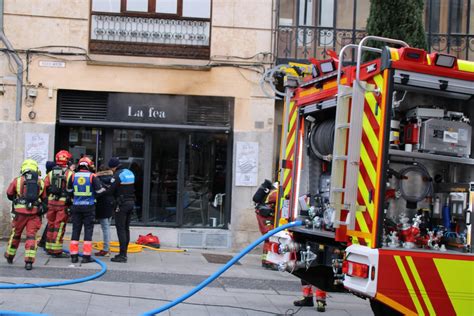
141, 220, 304, 315
0, 254, 107, 315
0, 255, 107, 289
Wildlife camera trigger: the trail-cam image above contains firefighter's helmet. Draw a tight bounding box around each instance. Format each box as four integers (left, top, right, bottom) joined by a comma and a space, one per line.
21, 159, 39, 174
78, 156, 93, 170
55, 150, 72, 166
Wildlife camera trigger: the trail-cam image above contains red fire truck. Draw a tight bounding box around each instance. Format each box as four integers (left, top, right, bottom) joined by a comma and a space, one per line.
263, 36, 474, 315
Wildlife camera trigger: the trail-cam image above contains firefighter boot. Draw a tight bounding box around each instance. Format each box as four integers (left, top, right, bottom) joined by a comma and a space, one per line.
293, 297, 314, 307
71, 254, 79, 263
316, 300, 326, 312
4, 253, 13, 264
81, 255, 93, 264
25, 262, 33, 270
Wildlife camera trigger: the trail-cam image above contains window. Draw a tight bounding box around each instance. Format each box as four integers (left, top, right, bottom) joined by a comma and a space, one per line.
90, 0, 212, 59
91, 0, 211, 18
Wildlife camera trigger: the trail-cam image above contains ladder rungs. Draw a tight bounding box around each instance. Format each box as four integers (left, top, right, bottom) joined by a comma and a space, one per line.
333, 155, 347, 161
336, 123, 350, 129
331, 188, 346, 193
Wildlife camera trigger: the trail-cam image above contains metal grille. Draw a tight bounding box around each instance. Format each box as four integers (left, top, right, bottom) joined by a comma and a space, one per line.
187, 101, 231, 126
58, 90, 108, 121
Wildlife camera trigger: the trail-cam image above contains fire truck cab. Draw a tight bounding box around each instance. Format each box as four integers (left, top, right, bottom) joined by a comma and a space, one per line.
265, 36, 474, 315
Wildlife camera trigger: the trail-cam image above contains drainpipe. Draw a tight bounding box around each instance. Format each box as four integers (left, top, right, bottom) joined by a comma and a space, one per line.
0, 0, 23, 121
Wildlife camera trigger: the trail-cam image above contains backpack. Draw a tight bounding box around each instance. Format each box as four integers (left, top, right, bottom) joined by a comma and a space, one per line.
50, 166, 66, 197
23, 171, 40, 207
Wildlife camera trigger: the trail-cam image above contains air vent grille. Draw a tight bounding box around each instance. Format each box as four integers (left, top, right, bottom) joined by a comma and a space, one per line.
58, 90, 108, 121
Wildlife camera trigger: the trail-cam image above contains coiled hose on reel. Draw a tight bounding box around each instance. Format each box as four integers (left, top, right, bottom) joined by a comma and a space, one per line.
309, 120, 335, 161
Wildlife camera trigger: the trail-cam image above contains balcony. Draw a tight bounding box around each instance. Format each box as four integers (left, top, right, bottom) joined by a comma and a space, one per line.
89, 13, 211, 59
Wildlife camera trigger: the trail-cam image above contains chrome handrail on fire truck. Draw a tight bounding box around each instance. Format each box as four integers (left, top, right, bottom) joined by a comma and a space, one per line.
355, 36, 410, 92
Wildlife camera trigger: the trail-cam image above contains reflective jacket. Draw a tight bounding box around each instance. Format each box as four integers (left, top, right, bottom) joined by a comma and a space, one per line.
6, 176, 45, 215
44, 167, 74, 206
72, 171, 95, 206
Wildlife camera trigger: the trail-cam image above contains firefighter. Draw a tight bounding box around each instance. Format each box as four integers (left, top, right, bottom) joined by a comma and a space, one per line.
255, 188, 277, 269
68, 156, 105, 264
294, 280, 327, 312
4, 159, 46, 270
107, 157, 135, 263
44, 150, 74, 258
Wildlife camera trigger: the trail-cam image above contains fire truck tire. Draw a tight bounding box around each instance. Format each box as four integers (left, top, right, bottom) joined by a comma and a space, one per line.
369, 299, 402, 316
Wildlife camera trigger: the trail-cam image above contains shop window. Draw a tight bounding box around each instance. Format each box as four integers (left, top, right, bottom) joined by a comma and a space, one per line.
90, 0, 211, 59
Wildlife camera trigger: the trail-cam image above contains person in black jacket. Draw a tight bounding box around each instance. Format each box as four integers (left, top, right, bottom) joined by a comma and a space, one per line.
107, 157, 135, 263
94, 165, 115, 257
38, 160, 56, 250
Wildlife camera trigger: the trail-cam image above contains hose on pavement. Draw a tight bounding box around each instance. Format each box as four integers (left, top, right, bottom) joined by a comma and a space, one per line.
141, 220, 304, 315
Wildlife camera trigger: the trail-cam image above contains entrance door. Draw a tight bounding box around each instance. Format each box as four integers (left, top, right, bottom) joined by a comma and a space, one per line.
148, 131, 180, 224
111, 129, 145, 223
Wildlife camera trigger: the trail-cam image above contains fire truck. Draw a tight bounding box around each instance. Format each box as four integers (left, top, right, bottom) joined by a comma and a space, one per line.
262, 36, 474, 315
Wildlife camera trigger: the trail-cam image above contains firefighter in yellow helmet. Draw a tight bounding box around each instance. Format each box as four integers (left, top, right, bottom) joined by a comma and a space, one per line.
4, 159, 46, 270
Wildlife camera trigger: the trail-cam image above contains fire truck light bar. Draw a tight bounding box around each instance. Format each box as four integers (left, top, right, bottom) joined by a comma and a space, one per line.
320, 61, 335, 73
435, 54, 456, 68
342, 260, 369, 279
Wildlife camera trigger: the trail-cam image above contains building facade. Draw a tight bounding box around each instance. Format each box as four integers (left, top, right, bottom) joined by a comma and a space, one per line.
2, 0, 474, 249
0, 0, 276, 249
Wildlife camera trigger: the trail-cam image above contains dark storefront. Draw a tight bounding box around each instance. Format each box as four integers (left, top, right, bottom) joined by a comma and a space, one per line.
56, 90, 233, 228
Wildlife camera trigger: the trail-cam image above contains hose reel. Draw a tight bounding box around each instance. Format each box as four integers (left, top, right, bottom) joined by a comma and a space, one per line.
308, 119, 335, 161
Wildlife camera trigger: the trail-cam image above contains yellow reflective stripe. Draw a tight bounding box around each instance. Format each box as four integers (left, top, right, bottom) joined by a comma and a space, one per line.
360, 144, 376, 185
74, 185, 91, 196
434, 258, 474, 316
55, 222, 65, 245
362, 115, 379, 153
365, 92, 381, 125
25, 250, 36, 257
457, 59, 474, 73
16, 178, 21, 196
426, 55, 432, 65
376, 293, 417, 316
373, 74, 384, 94
405, 257, 436, 316
7, 228, 16, 255
355, 211, 370, 234
358, 173, 374, 217
394, 256, 425, 316
390, 48, 400, 61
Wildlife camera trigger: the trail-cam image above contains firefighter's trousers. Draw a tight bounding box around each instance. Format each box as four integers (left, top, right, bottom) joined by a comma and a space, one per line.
45, 205, 68, 254
5, 214, 41, 263
302, 280, 327, 302
256, 214, 275, 265
69, 209, 94, 256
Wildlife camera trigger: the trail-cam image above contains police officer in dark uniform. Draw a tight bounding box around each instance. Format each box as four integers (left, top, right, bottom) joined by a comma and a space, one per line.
107, 157, 135, 263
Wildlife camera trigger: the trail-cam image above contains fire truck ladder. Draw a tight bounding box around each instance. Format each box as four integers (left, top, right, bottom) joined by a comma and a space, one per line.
330, 38, 409, 229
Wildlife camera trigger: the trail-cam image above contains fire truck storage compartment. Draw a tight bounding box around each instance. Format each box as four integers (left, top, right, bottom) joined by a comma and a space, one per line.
384, 85, 474, 253
297, 100, 337, 237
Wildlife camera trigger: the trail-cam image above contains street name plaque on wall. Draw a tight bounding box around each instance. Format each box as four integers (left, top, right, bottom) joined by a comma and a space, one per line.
107, 93, 186, 124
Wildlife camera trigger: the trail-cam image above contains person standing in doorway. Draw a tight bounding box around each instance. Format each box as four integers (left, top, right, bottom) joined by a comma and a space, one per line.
107, 157, 135, 263
68, 157, 105, 264
94, 165, 115, 257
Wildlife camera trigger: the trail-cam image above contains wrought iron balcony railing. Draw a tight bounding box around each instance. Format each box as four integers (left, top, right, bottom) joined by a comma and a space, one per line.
276, 26, 474, 62
89, 13, 211, 59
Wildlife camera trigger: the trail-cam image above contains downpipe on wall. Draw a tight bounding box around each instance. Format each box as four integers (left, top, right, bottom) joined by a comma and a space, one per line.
142, 220, 304, 316
0, 0, 24, 121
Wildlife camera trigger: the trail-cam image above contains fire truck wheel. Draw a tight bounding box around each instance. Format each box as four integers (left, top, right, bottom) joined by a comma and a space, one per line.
369, 299, 402, 316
